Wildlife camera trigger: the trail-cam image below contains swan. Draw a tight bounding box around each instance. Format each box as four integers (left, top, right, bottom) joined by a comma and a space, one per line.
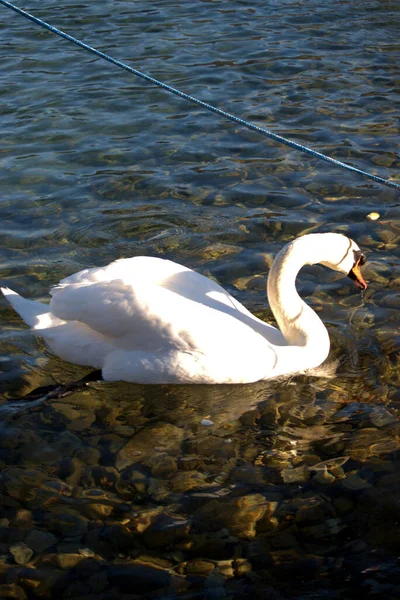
1, 232, 367, 385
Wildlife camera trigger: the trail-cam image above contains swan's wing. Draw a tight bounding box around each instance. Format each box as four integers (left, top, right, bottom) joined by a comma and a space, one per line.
50, 256, 283, 349
49, 256, 195, 339
50, 278, 144, 338
53, 256, 241, 312
53, 256, 189, 289
49, 276, 243, 346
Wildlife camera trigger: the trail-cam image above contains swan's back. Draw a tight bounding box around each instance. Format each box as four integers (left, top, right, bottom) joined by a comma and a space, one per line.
50, 256, 278, 333
44, 256, 279, 383
2, 256, 285, 383
52, 256, 188, 292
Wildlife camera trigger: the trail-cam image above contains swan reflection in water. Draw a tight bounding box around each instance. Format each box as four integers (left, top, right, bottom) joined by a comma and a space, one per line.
0, 347, 342, 440
0, 329, 395, 496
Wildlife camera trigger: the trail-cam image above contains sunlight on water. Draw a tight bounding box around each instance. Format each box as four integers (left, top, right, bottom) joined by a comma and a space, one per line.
0, 0, 399, 597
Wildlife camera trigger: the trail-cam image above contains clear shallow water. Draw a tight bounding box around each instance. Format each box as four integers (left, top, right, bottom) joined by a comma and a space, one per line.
0, 0, 399, 598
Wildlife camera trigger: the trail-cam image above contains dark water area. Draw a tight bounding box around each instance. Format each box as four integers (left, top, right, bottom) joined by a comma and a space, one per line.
0, 0, 400, 598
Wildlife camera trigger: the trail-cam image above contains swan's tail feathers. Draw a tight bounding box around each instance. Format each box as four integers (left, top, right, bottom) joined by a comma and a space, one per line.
1, 287, 65, 330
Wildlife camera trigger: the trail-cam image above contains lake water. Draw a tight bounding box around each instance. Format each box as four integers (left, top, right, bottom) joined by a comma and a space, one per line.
0, 0, 399, 598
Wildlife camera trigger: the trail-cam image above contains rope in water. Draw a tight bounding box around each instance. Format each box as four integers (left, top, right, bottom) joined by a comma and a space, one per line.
1, 0, 399, 191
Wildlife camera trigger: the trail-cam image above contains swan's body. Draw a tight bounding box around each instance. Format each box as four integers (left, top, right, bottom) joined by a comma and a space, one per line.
1, 233, 366, 384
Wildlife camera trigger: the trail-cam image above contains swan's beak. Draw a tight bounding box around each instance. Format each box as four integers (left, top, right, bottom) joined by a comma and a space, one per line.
348, 258, 367, 290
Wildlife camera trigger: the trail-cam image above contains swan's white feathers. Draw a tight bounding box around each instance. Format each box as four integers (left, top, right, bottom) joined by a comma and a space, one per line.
42, 321, 115, 369
2, 257, 282, 382
1, 234, 366, 384
50, 280, 142, 339
49, 256, 282, 349
51, 257, 279, 383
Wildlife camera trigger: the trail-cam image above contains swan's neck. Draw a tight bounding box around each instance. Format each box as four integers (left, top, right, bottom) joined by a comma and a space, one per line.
267, 236, 330, 368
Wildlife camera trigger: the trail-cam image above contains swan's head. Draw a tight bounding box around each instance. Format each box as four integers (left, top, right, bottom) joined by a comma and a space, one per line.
318, 233, 367, 290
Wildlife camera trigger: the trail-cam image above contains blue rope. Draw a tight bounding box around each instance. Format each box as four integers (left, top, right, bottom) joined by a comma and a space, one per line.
1, 0, 399, 192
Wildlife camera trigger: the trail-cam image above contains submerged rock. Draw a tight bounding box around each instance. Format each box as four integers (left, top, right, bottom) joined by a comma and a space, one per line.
149, 455, 178, 478
116, 422, 185, 470
25, 530, 58, 553
0, 584, 28, 600
9, 542, 33, 565
107, 562, 175, 592
36, 552, 86, 569
11, 510, 33, 531
194, 494, 277, 539
142, 514, 191, 549
45, 513, 88, 540
169, 470, 208, 493
358, 471, 400, 551
178, 559, 215, 576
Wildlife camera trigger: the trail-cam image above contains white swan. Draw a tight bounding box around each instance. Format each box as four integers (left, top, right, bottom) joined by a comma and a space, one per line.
1, 232, 367, 385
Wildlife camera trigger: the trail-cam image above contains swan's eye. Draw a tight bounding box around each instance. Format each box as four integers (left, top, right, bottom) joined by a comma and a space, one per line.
353, 250, 366, 266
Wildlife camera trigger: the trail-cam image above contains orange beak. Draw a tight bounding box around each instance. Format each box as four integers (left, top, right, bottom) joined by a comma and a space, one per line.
348, 258, 367, 291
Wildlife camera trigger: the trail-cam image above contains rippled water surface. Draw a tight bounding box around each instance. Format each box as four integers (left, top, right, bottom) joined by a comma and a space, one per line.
0, 0, 400, 598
